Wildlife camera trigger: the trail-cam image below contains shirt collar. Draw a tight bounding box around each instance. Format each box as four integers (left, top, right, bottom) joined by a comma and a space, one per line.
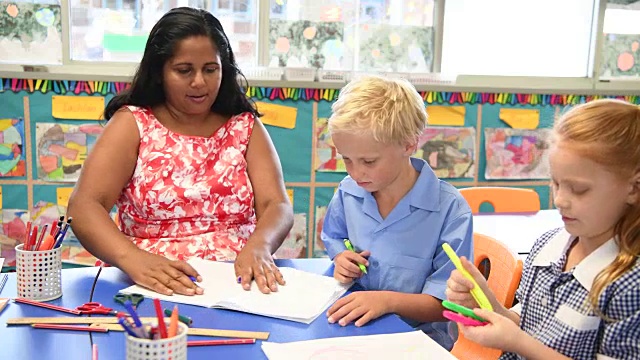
340, 158, 441, 211
532, 229, 619, 291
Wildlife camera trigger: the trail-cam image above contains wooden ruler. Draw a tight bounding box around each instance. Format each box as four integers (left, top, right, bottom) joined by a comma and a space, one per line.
7, 317, 270, 340
91, 323, 269, 340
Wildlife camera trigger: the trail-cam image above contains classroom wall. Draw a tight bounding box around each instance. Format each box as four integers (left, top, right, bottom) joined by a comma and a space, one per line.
1, 77, 637, 264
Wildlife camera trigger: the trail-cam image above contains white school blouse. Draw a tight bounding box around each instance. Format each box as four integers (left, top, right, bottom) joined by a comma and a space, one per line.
500, 228, 640, 360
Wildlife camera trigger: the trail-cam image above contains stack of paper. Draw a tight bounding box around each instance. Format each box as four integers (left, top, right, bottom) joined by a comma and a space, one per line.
261, 331, 458, 360
119, 258, 349, 324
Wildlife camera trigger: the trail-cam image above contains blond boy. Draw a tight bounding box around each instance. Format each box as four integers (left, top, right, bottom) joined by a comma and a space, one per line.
321, 76, 473, 349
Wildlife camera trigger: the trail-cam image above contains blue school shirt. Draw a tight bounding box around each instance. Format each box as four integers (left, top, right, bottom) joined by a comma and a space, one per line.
502, 228, 640, 360
321, 157, 473, 350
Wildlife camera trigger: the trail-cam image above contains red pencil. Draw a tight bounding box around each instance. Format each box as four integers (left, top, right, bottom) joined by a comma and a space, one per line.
187, 338, 256, 347
14, 298, 82, 315
32, 324, 108, 332
153, 298, 168, 339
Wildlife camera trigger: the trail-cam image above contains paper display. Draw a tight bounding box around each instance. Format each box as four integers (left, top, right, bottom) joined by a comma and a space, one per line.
119, 258, 349, 324
261, 331, 457, 360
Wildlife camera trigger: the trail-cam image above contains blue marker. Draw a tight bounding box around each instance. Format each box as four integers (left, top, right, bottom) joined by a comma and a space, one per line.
124, 300, 143, 328
118, 317, 140, 338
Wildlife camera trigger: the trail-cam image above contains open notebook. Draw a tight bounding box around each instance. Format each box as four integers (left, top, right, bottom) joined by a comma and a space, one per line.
261, 331, 457, 360
118, 258, 349, 324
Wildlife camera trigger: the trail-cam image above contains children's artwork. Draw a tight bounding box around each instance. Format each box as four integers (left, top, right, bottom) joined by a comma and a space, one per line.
416, 127, 475, 178
484, 128, 551, 179
601, 34, 640, 77
269, 20, 345, 69
0, 209, 29, 268
274, 213, 307, 259
358, 24, 433, 72
0, 118, 26, 176
35, 123, 104, 182
0, 2, 63, 64
313, 206, 328, 258
315, 118, 345, 172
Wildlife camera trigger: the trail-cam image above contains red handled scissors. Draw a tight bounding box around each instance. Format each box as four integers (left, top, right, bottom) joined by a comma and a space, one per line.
76, 302, 126, 316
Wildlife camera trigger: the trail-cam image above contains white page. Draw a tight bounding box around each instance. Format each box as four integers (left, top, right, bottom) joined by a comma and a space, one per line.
119, 258, 349, 323
0, 258, 4, 269
261, 331, 458, 360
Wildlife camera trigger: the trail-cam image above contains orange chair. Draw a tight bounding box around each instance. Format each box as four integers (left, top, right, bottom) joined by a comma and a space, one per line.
459, 187, 540, 214
450, 233, 524, 360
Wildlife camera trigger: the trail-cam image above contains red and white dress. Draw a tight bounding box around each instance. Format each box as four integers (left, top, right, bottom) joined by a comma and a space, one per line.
115, 106, 257, 261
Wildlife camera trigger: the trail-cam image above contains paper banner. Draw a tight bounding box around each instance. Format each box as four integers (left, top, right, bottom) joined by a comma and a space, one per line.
287, 188, 294, 206
52, 95, 105, 120
499, 108, 540, 129
56, 187, 74, 207
426, 106, 465, 126
255, 102, 297, 129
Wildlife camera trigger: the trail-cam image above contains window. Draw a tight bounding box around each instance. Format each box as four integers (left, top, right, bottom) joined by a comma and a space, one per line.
69, 0, 258, 68
441, 0, 597, 77
268, 0, 434, 72
357, 0, 434, 72
600, 0, 640, 78
0, 0, 63, 65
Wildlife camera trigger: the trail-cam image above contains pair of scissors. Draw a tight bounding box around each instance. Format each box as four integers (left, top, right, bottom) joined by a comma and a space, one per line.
76, 302, 125, 316
114, 293, 145, 310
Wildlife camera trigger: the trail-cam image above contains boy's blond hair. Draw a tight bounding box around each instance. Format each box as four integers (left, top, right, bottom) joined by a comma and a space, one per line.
328, 75, 427, 145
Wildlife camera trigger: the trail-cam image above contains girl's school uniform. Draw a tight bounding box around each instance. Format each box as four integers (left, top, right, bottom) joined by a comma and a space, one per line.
502, 228, 640, 360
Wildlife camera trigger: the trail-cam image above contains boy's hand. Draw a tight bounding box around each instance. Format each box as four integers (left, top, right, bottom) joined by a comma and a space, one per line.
327, 291, 391, 327
445, 256, 503, 313
333, 250, 370, 284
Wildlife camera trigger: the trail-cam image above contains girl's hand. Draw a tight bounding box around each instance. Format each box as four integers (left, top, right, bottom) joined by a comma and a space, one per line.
445, 256, 505, 314
459, 308, 524, 353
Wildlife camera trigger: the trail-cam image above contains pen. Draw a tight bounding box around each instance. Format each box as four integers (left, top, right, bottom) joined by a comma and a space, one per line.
187, 338, 256, 347
34, 225, 48, 251
343, 239, 367, 274
164, 308, 193, 326
441, 243, 493, 311
31, 324, 109, 332
0, 274, 7, 295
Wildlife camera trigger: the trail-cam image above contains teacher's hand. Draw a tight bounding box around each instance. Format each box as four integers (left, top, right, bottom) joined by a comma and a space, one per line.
120, 249, 204, 296
235, 242, 285, 294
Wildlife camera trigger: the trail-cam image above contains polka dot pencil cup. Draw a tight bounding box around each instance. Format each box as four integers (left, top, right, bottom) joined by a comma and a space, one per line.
15, 243, 62, 301
126, 321, 188, 360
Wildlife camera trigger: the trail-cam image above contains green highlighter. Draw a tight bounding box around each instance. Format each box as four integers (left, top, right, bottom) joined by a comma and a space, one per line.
442, 300, 487, 322
343, 239, 368, 274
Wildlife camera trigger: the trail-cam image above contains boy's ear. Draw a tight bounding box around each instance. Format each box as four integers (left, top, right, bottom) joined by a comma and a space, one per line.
404, 141, 418, 156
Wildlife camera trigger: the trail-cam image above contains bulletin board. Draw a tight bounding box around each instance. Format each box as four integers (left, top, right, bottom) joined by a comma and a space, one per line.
1, 77, 638, 266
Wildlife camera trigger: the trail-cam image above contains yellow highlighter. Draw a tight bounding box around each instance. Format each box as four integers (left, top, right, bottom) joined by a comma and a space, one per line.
442, 243, 493, 311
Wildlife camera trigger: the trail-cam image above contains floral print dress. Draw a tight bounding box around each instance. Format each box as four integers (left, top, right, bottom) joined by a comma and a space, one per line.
115, 106, 257, 261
